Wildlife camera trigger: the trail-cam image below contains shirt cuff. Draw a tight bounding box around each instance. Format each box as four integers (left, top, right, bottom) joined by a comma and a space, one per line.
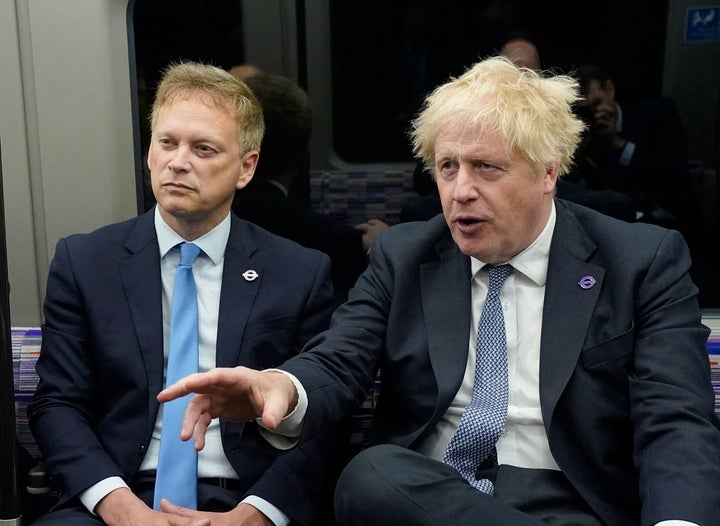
256, 369, 308, 450
655, 521, 699, 525
618, 140, 635, 166
79, 476, 129, 515
242, 495, 290, 526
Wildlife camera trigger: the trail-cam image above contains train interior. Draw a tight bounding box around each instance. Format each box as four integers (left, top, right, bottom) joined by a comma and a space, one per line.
1, 0, 720, 523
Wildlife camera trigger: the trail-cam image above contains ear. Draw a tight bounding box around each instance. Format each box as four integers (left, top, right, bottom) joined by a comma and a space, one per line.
147, 140, 154, 171
543, 162, 559, 195
236, 150, 259, 190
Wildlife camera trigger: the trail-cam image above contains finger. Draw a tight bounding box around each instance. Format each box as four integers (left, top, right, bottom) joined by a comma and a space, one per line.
158, 372, 206, 402
192, 412, 213, 450
160, 498, 195, 518
179, 394, 213, 441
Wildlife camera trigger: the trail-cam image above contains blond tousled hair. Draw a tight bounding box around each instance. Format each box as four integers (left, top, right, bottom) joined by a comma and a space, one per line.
151, 61, 265, 154
410, 56, 585, 178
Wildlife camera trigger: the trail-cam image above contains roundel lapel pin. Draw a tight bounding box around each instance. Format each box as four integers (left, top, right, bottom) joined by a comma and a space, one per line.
578, 275, 596, 289
242, 269, 259, 282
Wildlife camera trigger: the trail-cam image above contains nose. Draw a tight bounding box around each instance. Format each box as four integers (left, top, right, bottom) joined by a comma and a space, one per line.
167, 146, 191, 172
452, 163, 479, 203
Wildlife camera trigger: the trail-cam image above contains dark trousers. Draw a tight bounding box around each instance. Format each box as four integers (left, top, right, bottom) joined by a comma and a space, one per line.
334, 444, 605, 526
30, 472, 242, 525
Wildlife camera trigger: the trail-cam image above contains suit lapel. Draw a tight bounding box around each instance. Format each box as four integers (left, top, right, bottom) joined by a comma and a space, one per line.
421, 232, 472, 415
540, 201, 604, 428
118, 211, 164, 424
216, 216, 262, 368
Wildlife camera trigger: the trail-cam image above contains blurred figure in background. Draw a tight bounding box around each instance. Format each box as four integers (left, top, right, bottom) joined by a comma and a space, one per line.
574, 63, 701, 246
500, 37, 540, 70
231, 71, 386, 304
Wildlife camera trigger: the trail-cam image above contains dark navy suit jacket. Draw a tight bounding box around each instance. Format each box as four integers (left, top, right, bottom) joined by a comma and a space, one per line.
284, 199, 720, 526
29, 209, 336, 525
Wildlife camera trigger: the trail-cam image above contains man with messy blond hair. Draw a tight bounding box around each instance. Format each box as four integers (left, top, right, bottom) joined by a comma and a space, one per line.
161, 57, 720, 526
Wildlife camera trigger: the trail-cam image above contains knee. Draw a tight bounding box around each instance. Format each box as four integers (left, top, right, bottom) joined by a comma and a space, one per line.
334, 444, 405, 525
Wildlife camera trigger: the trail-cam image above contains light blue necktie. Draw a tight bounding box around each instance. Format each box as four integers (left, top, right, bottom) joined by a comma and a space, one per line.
154, 242, 201, 510
442, 264, 513, 494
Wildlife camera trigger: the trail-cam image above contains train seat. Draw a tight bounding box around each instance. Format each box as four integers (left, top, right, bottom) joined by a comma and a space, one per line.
310, 168, 417, 226
11, 326, 720, 519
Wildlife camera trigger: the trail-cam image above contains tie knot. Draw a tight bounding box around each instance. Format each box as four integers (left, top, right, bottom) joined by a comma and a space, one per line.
486, 264, 513, 295
178, 242, 201, 267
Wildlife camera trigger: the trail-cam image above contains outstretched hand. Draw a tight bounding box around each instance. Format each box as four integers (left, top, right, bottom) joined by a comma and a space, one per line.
157, 367, 298, 450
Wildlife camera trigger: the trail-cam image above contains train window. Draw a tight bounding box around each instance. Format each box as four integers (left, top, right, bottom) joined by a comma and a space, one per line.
328, 1, 668, 164
126, 1, 720, 308
326, 1, 720, 308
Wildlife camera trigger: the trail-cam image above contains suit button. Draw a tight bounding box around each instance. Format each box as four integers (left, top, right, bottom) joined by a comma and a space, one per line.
138, 444, 146, 453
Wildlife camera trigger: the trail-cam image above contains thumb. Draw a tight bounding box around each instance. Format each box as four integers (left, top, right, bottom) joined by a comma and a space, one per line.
160, 498, 195, 518
260, 392, 290, 429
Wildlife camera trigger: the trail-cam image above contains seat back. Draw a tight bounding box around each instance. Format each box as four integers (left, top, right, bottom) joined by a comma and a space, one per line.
707, 328, 719, 415
12, 327, 42, 461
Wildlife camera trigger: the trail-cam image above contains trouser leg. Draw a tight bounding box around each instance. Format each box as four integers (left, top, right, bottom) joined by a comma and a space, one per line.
334, 444, 546, 526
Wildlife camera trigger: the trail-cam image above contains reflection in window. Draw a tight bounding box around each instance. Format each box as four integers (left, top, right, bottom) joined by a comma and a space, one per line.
329, 0, 669, 164
126, 1, 720, 307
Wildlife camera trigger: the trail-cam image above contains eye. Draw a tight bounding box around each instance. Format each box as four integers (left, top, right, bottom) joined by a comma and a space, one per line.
476, 161, 496, 171
196, 144, 218, 156
437, 158, 458, 176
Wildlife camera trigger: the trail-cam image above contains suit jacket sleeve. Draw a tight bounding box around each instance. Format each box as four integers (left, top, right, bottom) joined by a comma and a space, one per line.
29, 236, 131, 500
625, 230, 720, 524
239, 250, 343, 525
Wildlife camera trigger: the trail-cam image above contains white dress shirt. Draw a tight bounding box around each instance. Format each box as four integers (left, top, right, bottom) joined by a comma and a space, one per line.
415, 202, 557, 469
80, 209, 290, 526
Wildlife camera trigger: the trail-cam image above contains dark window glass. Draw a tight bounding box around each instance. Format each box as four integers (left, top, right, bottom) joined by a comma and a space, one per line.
329, 0, 668, 163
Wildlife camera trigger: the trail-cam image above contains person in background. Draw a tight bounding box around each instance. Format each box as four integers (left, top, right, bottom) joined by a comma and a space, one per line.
228, 63, 264, 80
161, 56, 720, 526
499, 37, 540, 70
574, 63, 701, 243
29, 62, 339, 526
230, 70, 386, 304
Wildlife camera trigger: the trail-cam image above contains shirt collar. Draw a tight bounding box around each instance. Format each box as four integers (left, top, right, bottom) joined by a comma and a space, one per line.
154, 206, 231, 265
470, 201, 556, 287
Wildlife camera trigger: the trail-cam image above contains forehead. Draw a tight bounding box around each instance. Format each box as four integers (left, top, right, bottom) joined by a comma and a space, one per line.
434, 126, 510, 157
155, 93, 237, 137
583, 80, 607, 101
158, 91, 233, 121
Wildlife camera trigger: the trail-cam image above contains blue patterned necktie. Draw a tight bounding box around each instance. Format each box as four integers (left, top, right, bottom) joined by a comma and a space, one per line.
154, 242, 202, 510
442, 264, 513, 494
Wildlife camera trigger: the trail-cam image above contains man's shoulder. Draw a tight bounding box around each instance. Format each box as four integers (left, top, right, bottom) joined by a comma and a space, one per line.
373, 214, 453, 261
60, 213, 148, 251
556, 199, 680, 251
